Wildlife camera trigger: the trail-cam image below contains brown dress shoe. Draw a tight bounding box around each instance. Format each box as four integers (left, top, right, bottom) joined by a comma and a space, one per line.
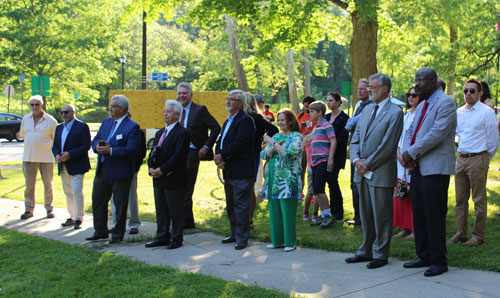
462, 239, 483, 247
448, 234, 467, 243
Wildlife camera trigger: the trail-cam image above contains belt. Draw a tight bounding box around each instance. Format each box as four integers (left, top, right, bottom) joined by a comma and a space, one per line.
459, 151, 487, 158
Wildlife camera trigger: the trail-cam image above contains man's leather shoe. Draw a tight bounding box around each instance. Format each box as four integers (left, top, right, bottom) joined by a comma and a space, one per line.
345, 255, 372, 263
61, 218, 74, 227
109, 238, 123, 244
20, 212, 33, 219
74, 220, 82, 230
403, 258, 430, 268
424, 265, 448, 277
47, 211, 55, 218
129, 228, 139, 234
462, 238, 483, 247
167, 242, 182, 250
235, 243, 247, 250
221, 236, 236, 244
366, 259, 388, 269
85, 235, 108, 241
448, 234, 467, 243
145, 239, 169, 248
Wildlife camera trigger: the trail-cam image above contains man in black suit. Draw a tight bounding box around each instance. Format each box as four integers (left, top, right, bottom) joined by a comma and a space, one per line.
146, 100, 190, 249
177, 82, 221, 229
52, 104, 91, 230
86, 95, 141, 244
214, 89, 256, 250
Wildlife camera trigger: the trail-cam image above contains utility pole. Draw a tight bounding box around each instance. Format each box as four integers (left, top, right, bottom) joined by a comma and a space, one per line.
142, 11, 147, 90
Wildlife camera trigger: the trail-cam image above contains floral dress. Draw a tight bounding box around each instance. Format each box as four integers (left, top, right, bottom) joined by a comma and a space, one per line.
260, 131, 303, 200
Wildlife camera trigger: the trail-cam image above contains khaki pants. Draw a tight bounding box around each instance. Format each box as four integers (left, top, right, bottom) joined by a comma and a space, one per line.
454, 153, 489, 241
23, 162, 54, 213
60, 164, 85, 221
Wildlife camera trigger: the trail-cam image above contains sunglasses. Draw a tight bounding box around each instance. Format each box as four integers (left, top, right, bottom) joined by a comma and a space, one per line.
30, 103, 40, 107
407, 93, 418, 98
61, 110, 72, 115
463, 88, 476, 94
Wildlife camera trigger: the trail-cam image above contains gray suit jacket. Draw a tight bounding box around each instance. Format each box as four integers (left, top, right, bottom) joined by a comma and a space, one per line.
403, 89, 456, 176
350, 100, 404, 187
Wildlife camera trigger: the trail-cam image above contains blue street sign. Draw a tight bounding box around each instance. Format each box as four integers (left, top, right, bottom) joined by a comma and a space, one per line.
75, 92, 79, 100
19, 74, 26, 83
147, 72, 168, 82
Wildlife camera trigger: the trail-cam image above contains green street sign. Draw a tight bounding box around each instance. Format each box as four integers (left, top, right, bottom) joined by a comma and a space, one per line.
31, 76, 50, 96
341, 81, 352, 98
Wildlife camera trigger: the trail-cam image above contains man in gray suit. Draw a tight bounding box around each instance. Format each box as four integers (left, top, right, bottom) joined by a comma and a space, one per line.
346, 73, 404, 269
401, 68, 457, 277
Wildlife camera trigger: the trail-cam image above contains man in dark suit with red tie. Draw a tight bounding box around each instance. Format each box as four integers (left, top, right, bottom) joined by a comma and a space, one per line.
146, 100, 190, 249
86, 95, 141, 244
176, 82, 221, 229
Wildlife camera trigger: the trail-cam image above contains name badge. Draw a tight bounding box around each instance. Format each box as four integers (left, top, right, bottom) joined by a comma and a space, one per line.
116, 134, 123, 140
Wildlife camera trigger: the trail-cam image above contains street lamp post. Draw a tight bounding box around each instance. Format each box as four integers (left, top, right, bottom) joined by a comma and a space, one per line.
120, 55, 126, 90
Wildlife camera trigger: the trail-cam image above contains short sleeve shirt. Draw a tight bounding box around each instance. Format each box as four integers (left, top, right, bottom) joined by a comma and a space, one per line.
311, 119, 336, 166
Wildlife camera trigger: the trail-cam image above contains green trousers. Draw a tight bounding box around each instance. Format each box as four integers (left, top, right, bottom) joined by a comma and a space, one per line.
268, 198, 297, 247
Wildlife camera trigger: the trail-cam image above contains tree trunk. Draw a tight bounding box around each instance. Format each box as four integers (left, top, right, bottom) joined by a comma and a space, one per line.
448, 25, 457, 98
224, 14, 250, 92
286, 49, 300, 114
302, 50, 311, 97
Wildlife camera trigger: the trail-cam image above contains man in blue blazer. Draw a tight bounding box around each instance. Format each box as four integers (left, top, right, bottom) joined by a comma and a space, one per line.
214, 89, 256, 250
85, 95, 141, 243
52, 104, 91, 230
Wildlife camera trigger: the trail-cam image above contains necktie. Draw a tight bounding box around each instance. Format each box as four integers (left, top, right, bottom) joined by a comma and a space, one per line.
355, 100, 370, 116
157, 128, 168, 147
106, 121, 117, 142
366, 105, 379, 130
410, 101, 429, 145
180, 109, 186, 127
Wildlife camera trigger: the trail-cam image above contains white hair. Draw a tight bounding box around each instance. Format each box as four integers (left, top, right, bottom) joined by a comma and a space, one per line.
29, 95, 44, 105
111, 94, 129, 112
165, 99, 182, 113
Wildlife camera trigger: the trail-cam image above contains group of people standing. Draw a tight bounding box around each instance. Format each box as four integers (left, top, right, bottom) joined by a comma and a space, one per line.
16, 68, 498, 277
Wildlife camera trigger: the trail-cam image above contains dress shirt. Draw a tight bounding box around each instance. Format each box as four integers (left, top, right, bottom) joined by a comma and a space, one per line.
220, 110, 240, 150
164, 122, 177, 138
179, 101, 197, 149
20, 112, 58, 162
61, 118, 75, 152
457, 101, 499, 160
109, 114, 128, 156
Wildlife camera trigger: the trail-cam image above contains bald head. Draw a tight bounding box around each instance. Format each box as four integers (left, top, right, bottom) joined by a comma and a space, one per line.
61, 104, 75, 123
415, 68, 438, 100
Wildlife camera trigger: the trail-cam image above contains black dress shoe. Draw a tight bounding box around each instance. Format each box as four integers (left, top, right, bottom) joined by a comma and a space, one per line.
109, 238, 123, 244
424, 265, 448, 277
235, 243, 247, 250
74, 220, 82, 230
345, 255, 372, 263
221, 236, 236, 244
129, 228, 139, 234
403, 258, 430, 268
167, 242, 182, 250
61, 218, 75, 227
367, 259, 388, 269
85, 235, 108, 241
145, 239, 169, 248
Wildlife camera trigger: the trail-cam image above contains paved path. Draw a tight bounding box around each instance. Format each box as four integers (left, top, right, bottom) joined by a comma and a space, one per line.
1, 198, 499, 298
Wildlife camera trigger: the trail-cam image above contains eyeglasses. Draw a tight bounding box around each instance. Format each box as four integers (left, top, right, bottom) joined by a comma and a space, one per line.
30, 103, 40, 107
407, 93, 418, 98
109, 105, 121, 108
61, 110, 71, 115
368, 85, 381, 90
463, 88, 476, 95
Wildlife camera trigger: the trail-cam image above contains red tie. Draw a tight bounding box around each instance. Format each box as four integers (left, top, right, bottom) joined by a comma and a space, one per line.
410, 101, 429, 145
157, 128, 168, 147
180, 109, 186, 127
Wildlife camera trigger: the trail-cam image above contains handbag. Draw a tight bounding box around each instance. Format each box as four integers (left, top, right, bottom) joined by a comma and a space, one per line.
394, 170, 410, 200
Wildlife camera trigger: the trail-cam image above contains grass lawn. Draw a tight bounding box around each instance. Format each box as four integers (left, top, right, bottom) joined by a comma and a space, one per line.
0, 228, 289, 298
2, 153, 500, 272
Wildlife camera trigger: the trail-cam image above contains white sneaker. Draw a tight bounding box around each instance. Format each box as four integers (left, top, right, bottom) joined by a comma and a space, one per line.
284, 246, 296, 252
266, 244, 284, 249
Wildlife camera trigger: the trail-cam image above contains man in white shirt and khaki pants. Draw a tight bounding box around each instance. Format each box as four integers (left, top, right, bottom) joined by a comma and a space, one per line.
450, 78, 499, 247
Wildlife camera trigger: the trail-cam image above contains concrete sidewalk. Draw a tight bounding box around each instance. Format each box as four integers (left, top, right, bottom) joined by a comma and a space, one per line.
1, 198, 498, 298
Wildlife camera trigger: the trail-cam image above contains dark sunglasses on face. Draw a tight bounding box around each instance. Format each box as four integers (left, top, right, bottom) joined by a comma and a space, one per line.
30, 103, 40, 107
463, 88, 476, 94
61, 110, 71, 115
407, 93, 418, 98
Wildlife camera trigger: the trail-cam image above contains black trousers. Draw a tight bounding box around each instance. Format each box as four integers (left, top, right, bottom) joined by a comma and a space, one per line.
91, 167, 131, 239
154, 187, 184, 244
328, 167, 344, 219
184, 149, 199, 227
410, 170, 449, 267
224, 178, 253, 246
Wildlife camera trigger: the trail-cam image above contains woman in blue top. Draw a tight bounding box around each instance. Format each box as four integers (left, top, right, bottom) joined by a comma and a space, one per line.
261, 108, 303, 252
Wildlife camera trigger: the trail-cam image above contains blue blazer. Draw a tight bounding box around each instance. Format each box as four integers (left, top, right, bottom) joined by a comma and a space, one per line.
92, 116, 141, 181
215, 110, 255, 180
52, 119, 91, 176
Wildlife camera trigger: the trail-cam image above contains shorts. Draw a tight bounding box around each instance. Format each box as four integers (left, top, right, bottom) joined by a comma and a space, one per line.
306, 167, 314, 195
312, 162, 327, 194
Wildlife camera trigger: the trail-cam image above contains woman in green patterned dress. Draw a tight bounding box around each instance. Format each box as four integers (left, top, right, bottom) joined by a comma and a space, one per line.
261, 108, 303, 252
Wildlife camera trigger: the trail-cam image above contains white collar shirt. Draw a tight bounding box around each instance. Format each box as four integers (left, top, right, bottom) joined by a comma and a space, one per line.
20, 112, 58, 162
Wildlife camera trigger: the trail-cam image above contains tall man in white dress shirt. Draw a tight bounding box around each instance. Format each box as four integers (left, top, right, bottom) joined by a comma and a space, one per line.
20, 95, 58, 219
449, 78, 499, 247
